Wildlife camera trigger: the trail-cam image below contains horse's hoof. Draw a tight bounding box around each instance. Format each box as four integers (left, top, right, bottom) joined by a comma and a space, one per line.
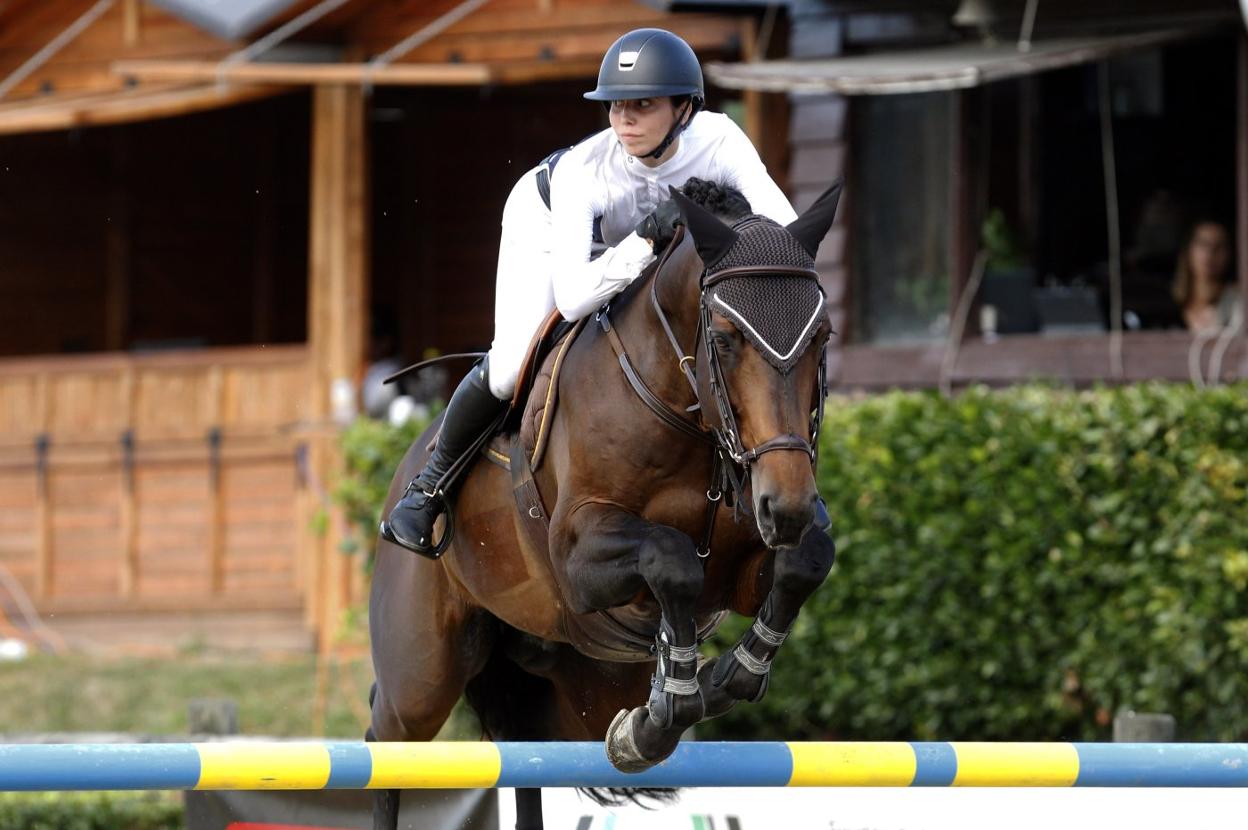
604, 708, 656, 774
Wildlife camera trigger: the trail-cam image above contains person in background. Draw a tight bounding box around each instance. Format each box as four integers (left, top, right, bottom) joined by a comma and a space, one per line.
1173, 219, 1241, 333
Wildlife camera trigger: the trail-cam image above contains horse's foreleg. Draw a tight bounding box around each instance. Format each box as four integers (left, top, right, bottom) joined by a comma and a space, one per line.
515, 788, 544, 830
558, 504, 705, 773
700, 530, 835, 718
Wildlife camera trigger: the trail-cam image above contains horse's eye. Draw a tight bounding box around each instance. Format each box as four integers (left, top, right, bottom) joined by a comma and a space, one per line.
710, 330, 736, 352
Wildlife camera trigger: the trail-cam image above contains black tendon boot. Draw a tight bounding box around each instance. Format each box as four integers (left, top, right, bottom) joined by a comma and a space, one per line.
380, 359, 507, 558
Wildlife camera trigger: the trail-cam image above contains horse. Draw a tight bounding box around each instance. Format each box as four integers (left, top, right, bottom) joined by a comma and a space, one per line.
368, 177, 843, 830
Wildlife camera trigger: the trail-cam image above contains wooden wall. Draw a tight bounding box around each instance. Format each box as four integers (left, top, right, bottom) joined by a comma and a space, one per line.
786, 6, 851, 376
370, 80, 608, 364
0, 92, 310, 358
0, 346, 311, 612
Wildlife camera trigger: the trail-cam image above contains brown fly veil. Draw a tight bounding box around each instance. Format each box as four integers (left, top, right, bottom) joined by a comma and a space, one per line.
702, 217, 825, 373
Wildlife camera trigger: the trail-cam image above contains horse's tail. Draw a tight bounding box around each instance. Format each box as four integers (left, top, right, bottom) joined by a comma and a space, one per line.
462, 623, 680, 810
578, 785, 680, 809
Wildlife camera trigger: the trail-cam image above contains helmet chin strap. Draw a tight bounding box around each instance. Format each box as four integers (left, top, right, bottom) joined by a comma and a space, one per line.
640, 100, 698, 161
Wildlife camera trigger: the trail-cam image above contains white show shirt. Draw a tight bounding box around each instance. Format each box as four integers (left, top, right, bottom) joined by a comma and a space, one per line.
486, 111, 795, 399
548, 112, 798, 321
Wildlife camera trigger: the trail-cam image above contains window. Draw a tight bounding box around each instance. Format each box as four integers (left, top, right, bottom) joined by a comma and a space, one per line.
850, 92, 952, 344
846, 35, 1237, 347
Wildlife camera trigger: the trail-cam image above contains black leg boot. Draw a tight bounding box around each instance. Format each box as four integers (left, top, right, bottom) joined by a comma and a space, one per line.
380, 358, 507, 558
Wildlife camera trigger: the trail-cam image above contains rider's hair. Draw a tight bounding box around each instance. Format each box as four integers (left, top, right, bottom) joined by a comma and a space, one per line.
680, 177, 752, 222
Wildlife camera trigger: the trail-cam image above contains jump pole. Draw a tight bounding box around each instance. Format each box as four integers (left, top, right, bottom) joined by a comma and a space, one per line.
1, 741, 1246, 791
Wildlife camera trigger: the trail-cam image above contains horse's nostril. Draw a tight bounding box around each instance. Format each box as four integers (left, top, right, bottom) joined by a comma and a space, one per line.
758, 495, 773, 523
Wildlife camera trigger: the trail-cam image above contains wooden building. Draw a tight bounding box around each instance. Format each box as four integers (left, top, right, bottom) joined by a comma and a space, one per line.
707, 0, 1248, 389
0, 0, 771, 651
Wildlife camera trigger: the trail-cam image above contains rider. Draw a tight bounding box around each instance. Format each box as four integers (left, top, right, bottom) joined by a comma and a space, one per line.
382, 27, 798, 556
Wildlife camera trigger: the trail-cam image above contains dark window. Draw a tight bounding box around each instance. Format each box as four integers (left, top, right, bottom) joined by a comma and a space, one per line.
850, 92, 951, 344
847, 35, 1237, 344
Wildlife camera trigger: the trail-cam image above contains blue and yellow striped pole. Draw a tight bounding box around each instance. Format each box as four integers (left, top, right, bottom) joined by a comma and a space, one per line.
0, 742, 1246, 791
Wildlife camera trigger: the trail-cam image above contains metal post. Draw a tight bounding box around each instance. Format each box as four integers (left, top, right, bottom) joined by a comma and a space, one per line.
1113, 711, 1176, 743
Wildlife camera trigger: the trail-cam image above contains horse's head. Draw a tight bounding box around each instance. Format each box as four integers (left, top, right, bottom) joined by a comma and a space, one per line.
665, 180, 842, 549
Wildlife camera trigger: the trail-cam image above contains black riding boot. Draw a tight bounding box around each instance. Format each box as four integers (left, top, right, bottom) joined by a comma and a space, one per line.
381, 359, 507, 558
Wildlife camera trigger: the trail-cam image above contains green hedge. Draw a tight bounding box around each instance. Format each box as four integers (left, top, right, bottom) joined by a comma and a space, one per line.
704, 382, 1248, 742
341, 383, 1248, 741
336, 413, 433, 564
0, 792, 181, 830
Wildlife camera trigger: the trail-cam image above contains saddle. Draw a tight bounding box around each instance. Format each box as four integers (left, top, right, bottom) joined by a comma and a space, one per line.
468, 310, 587, 563
504, 310, 583, 458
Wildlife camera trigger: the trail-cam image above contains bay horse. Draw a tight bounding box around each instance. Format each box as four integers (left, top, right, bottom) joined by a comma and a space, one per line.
368, 178, 843, 829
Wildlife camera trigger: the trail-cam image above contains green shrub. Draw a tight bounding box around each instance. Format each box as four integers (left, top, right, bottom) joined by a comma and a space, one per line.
0, 792, 181, 830
340, 382, 1248, 741
703, 382, 1248, 742
335, 412, 434, 562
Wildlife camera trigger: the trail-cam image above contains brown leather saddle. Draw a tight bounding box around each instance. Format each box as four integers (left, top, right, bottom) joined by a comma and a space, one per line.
483, 309, 585, 471
474, 311, 588, 561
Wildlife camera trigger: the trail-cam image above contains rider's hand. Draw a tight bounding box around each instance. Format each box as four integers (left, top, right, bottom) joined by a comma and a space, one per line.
635, 199, 683, 252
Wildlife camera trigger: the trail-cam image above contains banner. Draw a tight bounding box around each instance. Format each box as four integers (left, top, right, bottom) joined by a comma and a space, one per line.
185, 788, 498, 830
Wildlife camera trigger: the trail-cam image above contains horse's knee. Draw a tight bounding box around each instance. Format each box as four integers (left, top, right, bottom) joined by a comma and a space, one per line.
558, 514, 699, 614
562, 555, 637, 614
638, 526, 703, 604
775, 533, 835, 595
560, 523, 650, 614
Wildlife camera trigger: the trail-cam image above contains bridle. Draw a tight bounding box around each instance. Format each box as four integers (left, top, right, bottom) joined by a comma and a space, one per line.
694, 265, 829, 470
597, 224, 830, 555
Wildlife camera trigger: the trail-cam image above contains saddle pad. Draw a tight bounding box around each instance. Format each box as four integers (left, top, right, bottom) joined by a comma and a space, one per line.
484, 316, 587, 473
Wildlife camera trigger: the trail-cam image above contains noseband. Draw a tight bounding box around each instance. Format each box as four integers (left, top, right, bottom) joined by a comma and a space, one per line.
597, 223, 830, 554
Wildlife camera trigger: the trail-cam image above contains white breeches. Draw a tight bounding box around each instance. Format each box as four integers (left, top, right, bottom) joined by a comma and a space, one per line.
486, 166, 555, 400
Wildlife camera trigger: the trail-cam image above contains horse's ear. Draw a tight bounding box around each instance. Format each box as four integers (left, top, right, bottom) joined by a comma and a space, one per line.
670, 186, 739, 267
785, 178, 843, 259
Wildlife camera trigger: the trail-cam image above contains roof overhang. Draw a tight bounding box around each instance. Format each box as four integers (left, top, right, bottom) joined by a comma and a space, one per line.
706, 26, 1217, 95
0, 83, 291, 136
146, 0, 304, 40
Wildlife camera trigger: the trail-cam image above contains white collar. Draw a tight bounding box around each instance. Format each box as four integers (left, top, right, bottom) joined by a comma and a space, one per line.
623, 135, 685, 176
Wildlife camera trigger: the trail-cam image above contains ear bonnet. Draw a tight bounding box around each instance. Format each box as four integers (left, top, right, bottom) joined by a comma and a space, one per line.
702, 217, 825, 372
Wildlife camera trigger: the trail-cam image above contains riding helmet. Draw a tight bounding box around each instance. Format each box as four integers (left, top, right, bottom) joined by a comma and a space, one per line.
584, 29, 705, 105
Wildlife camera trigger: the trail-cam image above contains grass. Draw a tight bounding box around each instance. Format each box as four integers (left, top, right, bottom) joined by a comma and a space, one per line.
0, 650, 479, 739
0, 791, 183, 829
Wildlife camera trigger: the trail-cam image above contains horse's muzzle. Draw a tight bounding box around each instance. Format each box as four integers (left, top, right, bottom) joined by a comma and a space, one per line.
754, 490, 818, 549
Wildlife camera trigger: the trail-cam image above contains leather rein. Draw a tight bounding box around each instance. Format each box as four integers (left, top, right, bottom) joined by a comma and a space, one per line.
597, 227, 830, 558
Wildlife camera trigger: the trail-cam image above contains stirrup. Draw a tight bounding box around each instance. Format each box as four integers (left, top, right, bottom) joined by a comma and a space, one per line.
379, 492, 456, 560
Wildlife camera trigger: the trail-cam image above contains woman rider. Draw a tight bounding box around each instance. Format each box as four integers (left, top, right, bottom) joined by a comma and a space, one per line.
382, 27, 798, 556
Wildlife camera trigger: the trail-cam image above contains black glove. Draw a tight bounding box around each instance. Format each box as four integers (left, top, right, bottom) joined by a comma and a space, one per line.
635, 199, 683, 252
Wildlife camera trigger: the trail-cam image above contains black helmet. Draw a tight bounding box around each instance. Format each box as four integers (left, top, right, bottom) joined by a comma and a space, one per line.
584, 29, 705, 104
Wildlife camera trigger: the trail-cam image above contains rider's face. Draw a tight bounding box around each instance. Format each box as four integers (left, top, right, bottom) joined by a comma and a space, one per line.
609, 97, 680, 159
